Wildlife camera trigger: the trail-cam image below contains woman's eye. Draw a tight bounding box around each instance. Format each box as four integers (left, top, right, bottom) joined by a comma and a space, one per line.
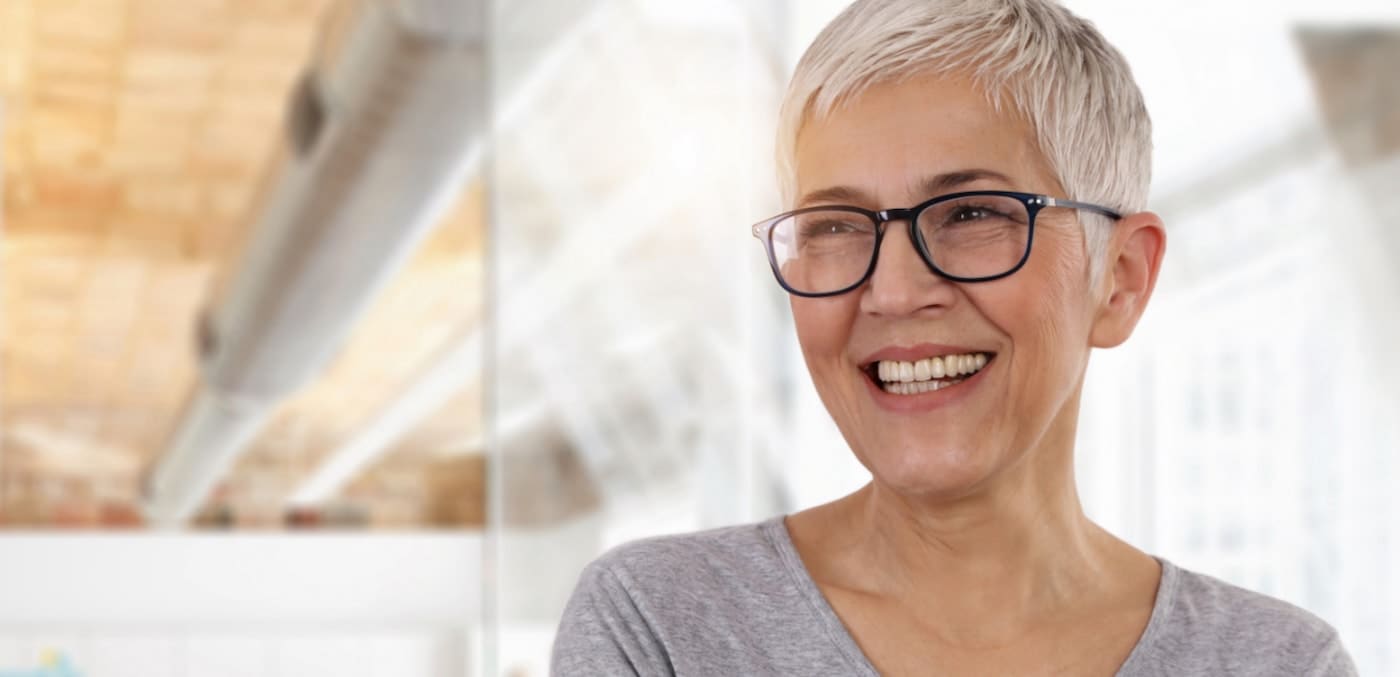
804, 220, 860, 236
952, 207, 993, 221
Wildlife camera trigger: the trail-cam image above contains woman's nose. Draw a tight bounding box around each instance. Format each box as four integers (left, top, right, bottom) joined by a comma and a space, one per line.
859, 223, 956, 316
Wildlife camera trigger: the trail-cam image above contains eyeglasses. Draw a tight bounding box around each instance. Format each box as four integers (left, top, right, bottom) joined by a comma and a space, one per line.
750, 190, 1122, 297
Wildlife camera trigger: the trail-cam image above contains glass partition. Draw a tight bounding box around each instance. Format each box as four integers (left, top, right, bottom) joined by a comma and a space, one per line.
483, 1, 802, 674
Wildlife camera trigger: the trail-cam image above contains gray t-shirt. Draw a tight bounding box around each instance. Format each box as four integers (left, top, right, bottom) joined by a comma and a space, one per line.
551, 517, 1357, 675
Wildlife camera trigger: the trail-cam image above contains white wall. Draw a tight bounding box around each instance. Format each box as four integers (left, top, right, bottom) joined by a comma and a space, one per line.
0, 534, 481, 677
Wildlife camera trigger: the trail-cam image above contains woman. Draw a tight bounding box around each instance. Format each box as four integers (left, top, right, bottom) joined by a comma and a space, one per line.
552, 0, 1357, 674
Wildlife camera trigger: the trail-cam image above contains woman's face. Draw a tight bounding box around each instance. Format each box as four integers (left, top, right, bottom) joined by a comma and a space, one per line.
791, 75, 1102, 501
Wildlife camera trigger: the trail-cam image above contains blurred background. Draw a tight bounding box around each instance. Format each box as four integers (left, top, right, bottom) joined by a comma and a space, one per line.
0, 0, 1395, 675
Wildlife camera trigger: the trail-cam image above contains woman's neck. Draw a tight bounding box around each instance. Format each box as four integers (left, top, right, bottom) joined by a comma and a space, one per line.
795, 446, 1147, 647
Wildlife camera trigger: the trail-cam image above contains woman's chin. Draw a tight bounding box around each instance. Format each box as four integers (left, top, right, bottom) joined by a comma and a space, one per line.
864, 443, 1005, 502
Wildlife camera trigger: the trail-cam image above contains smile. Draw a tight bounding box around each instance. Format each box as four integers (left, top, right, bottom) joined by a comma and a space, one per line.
868, 352, 993, 395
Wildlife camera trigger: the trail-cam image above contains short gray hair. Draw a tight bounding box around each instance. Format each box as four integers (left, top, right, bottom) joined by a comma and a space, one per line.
777, 0, 1152, 278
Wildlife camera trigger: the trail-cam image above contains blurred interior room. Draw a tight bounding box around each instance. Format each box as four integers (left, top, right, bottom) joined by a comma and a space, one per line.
0, 0, 1396, 675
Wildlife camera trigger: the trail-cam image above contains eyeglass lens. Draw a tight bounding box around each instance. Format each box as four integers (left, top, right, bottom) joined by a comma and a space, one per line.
767, 193, 1031, 294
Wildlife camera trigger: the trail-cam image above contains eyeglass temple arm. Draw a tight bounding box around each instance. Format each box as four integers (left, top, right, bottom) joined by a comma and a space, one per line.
1041, 197, 1123, 221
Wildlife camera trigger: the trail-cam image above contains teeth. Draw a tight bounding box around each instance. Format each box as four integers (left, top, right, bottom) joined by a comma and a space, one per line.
887, 377, 964, 395
872, 352, 992, 393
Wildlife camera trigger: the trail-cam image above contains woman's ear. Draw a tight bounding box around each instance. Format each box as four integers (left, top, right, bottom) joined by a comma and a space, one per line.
1090, 211, 1166, 348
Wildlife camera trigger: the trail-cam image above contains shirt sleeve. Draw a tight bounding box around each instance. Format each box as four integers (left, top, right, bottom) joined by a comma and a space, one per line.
550, 561, 675, 676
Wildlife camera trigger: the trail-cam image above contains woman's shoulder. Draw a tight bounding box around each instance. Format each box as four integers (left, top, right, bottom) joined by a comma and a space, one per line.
1122, 559, 1357, 676
583, 517, 791, 595
553, 517, 862, 676
1166, 562, 1333, 631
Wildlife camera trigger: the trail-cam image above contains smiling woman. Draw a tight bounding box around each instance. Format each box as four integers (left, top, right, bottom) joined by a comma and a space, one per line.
549, 1, 1359, 675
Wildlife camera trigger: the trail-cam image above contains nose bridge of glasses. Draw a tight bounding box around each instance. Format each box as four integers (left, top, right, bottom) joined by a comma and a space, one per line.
871, 208, 926, 270
872, 207, 928, 268
875, 207, 916, 225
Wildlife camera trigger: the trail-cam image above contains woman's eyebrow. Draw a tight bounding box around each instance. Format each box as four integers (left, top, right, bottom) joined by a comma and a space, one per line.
797, 169, 1015, 208
915, 169, 1014, 196
796, 185, 872, 208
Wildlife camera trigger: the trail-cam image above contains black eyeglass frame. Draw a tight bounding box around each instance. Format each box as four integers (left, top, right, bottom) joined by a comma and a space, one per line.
750, 190, 1123, 298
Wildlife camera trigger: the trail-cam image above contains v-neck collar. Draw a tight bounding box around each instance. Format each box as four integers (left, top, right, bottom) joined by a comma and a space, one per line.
759, 515, 1178, 676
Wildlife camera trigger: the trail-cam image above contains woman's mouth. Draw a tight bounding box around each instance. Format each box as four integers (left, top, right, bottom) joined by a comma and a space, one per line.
864, 352, 994, 395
